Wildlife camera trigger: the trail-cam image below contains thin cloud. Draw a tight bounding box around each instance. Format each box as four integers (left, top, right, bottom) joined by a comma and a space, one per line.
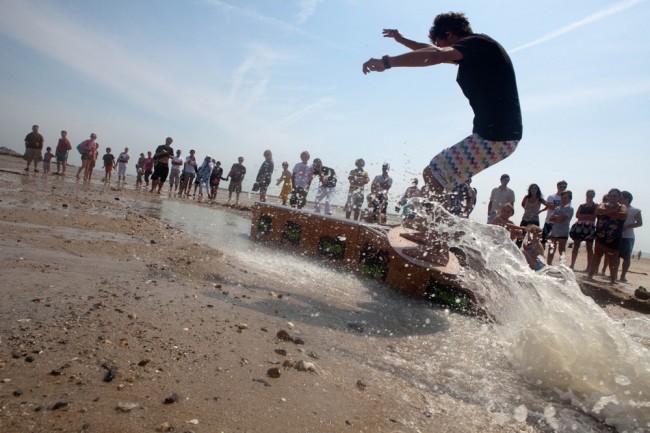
296, 0, 323, 25
0, 0, 286, 136
201, 0, 303, 32
199, 0, 352, 52
511, 0, 645, 53
0, 2, 206, 118
227, 44, 283, 109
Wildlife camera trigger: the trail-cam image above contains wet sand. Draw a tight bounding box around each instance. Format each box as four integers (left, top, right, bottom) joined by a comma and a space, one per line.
0, 153, 648, 433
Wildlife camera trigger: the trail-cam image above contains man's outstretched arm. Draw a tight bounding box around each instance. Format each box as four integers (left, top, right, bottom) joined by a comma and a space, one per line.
382, 29, 431, 50
362, 45, 462, 74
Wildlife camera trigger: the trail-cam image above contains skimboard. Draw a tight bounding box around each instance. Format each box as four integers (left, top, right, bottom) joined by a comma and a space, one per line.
387, 226, 460, 275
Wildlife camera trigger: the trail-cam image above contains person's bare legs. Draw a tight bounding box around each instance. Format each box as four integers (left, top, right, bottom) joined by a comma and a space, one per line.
570, 240, 581, 269
547, 238, 557, 265
620, 255, 631, 281
423, 165, 445, 199
601, 255, 609, 275
607, 252, 619, 283
76, 161, 86, 180
588, 242, 605, 279
585, 240, 594, 272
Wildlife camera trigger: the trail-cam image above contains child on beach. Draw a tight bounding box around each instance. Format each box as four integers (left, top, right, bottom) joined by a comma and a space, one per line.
102, 148, 116, 185
196, 156, 213, 199
489, 203, 523, 241
135, 166, 144, 189
276, 161, 292, 206
209, 161, 225, 200
116, 147, 130, 187
42, 147, 54, 174
547, 190, 574, 265
522, 225, 546, 271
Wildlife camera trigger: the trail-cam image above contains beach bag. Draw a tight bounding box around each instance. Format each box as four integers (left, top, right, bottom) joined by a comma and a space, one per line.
252, 182, 260, 192
76, 142, 84, 154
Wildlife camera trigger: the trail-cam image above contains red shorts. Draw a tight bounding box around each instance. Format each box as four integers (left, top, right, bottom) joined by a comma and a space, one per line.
105, 165, 113, 173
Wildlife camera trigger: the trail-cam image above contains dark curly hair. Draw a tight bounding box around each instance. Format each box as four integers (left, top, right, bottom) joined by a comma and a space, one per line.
429, 12, 473, 43
526, 183, 543, 200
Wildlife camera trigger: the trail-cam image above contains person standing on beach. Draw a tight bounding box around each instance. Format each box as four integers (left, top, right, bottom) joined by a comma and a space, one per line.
546, 190, 574, 265
363, 12, 522, 204
255, 150, 274, 202
150, 137, 174, 194
369, 163, 393, 224
588, 189, 628, 284
311, 158, 337, 215
344, 158, 370, 221
542, 181, 567, 247
42, 147, 54, 174
101, 147, 116, 185
397, 179, 421, 212
290, 151, 312, 209
276, 162, 293, 206
116, 147, 130, 187
518, 183, 547, 248
179, 149, 197, 197
619, 191, 643, 282
24, 124, 44, 173
76, 133, 98, 181
196, 155, 214, 199
569, 189, 598, 271
226, 157, 246, 205
168, 149, 183, 196
488, 174, 515, 223
209, 161, 225, 201
143, 151, 154, 187
55, 130, 71, 175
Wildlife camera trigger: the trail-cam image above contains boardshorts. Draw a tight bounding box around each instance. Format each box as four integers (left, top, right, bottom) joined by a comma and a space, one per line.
429, 133, 518, 190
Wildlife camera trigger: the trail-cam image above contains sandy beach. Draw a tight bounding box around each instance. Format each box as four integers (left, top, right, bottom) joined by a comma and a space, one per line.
1, 153, 649, 433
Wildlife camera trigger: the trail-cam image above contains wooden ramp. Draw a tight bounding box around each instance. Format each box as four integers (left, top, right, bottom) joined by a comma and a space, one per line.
250, 202, 477, 311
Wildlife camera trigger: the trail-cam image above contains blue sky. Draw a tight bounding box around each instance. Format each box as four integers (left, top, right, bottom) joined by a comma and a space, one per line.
1, 0, 648, 253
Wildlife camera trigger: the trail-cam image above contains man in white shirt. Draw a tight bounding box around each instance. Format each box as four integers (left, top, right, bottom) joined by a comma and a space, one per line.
487, 174, 515, 223
179, 149, 198, 196
542, 180, 567, 246
619, 191, 643, 282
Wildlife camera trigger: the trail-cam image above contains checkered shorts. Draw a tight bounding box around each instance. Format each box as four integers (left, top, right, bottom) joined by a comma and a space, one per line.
429, 133, 518, 190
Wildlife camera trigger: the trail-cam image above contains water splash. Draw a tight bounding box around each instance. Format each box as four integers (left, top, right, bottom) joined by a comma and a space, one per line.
406, 199, 650, 432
